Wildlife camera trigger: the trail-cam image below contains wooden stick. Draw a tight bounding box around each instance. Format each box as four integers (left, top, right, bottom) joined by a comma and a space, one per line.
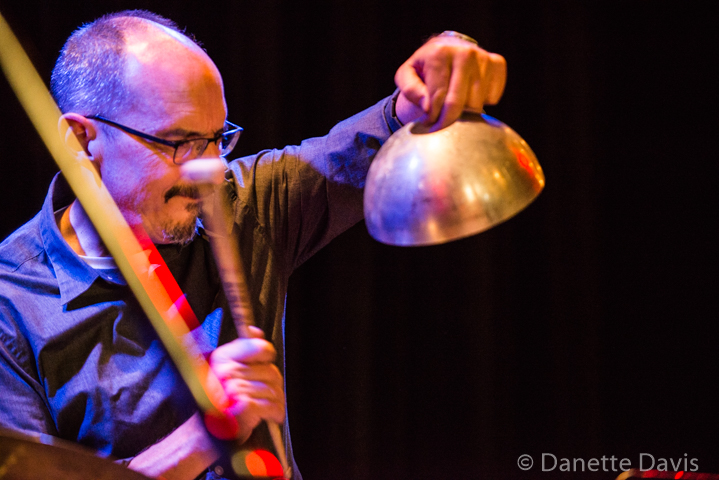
198, 170, 292, 478
1, 14, 290, 476
0, 6, 236, 458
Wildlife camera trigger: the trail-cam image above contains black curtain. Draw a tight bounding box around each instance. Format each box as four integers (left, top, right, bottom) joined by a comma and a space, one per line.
1, 1, 717, 479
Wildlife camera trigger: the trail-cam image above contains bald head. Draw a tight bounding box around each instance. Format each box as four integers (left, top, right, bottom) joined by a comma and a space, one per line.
50, 10, 207, 118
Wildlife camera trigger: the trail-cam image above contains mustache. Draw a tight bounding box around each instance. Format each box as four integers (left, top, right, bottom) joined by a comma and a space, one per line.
164, 184, 201, 203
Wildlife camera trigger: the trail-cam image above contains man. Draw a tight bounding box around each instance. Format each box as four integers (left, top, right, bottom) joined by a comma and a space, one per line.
0, 10, 506, 480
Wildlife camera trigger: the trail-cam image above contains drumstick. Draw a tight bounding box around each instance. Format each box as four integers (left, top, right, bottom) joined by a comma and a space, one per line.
0, 11, 257, 473
182, 159, 291, 478
0, 10, 231, 416
1, 15, 288, 477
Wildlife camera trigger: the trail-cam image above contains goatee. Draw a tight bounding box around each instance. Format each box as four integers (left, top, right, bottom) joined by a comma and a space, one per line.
160, 201, 201, 245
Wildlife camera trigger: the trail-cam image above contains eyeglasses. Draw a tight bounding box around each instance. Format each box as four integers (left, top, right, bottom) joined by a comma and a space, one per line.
86, 115, 243, 164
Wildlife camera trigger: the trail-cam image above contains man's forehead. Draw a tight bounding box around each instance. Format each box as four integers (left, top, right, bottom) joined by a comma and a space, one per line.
121, 24, 223, 98
108, 18, 227, 130
123, 20, 205, 63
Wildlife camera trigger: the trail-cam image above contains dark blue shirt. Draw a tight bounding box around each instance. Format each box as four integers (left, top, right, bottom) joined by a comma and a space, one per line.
0, 94, 401, 475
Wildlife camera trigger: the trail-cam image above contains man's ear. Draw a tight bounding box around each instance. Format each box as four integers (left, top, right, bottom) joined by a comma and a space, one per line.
59, 113, 97, 159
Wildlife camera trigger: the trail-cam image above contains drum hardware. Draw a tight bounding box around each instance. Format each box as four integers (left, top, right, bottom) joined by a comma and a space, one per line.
0, 428, 151, 480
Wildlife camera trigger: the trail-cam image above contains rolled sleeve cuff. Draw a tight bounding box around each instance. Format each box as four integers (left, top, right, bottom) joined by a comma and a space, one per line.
384, 88, 405, 133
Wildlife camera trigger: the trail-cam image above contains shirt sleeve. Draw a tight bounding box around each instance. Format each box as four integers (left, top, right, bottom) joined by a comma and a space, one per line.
226, 93, 403, 272
0, 312, 58, 436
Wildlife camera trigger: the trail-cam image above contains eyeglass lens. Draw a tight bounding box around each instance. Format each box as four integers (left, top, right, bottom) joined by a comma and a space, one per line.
173, 128, 240, 163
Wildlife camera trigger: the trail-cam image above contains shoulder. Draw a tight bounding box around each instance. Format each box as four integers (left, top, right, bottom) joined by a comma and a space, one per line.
0, 213, 45, 275
0, 218, 44, 370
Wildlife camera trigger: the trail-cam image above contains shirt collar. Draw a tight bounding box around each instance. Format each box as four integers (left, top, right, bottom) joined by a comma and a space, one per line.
40, 173, 115, 305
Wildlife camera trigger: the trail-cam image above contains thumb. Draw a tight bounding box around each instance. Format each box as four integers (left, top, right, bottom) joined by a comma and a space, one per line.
246, 325, 265, 339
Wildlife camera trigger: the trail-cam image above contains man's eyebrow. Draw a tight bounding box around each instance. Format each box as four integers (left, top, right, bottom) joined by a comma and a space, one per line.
158, 126, 226, 139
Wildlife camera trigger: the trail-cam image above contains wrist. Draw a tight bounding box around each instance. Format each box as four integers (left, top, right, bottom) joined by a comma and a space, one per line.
395, 91, 426, 126
128, 412, 222, 480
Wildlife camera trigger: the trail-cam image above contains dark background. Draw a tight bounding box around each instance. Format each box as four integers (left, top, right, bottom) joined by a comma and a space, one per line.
1, 1, 717, 479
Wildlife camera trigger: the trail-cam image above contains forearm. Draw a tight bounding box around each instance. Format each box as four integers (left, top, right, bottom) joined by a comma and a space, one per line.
128, 412, 221, 480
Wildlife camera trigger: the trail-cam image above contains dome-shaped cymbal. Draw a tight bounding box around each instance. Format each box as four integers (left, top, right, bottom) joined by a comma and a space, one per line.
364, 112, 544, 246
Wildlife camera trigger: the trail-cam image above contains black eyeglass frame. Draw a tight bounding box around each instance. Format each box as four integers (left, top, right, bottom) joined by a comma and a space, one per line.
86, 115, 243, 164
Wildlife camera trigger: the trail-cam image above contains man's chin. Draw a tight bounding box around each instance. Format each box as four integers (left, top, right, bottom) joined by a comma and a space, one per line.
159, 220, 198, 245
143, 202, 201, 245
157, 208, 200, 245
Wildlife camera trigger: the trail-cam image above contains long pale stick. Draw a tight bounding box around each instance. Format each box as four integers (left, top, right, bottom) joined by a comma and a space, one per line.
187, 162, 291, 477
0, 8, 239, 447
2, 14, 290, 477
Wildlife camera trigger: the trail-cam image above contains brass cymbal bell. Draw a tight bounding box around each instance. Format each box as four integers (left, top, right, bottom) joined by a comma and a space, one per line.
364, 111, 544, 246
